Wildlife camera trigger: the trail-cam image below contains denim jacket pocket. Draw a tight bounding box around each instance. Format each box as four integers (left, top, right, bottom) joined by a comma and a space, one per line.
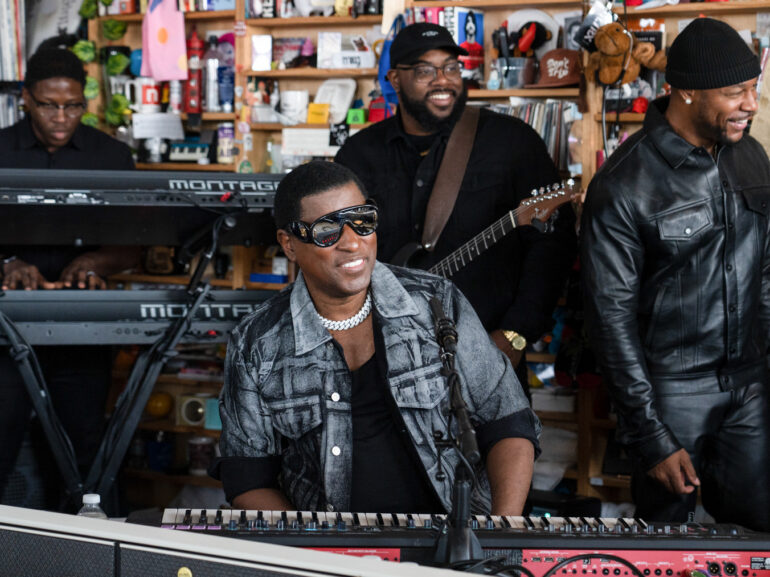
266, 395, 323, 440
391, 375, 448, 410
657, 203, 712, 241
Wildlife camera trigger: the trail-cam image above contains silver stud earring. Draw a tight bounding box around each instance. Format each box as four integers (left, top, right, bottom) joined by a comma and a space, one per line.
684, 97, 692, 105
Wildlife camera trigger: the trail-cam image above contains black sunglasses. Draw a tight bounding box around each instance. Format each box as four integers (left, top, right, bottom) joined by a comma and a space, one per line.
288, 204, 379, 247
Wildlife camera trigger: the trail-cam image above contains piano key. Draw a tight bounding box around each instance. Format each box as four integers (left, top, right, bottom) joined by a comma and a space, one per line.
396, 513, 409, 527
161, 508, 180, 525
300, 511, 314, 526
503, 515, 527, 529
367, 512, 384, 527
339, 512, 354, 529
417, 514, 433, 528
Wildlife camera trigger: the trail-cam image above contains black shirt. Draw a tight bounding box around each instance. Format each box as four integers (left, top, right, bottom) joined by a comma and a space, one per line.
0, 116, 135, 170
336, 108, 577, 341
0, 116, 135, 277
349, 350, 444, 513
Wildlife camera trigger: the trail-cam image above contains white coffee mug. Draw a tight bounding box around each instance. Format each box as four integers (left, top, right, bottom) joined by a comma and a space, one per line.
125, 77, 161, 113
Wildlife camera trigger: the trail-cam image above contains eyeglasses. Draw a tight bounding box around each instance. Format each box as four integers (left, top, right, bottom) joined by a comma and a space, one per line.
29, 96, 86, 118
396, 61, 463, 84
288, 204, 379, 248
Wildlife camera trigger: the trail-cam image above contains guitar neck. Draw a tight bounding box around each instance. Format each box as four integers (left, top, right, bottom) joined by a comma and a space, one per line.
427, 210, 517, 279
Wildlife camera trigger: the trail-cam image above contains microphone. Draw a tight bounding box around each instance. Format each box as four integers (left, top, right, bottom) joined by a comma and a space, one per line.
430, 296, 457, 355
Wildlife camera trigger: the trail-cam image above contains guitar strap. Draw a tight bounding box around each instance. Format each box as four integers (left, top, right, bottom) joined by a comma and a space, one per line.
420, 106, 480, 252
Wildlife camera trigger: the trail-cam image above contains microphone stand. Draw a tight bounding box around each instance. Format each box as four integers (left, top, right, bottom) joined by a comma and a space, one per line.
430, 297, 484, 567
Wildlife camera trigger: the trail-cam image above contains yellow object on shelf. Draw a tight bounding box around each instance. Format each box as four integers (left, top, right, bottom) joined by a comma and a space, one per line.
145, 392, 174, 418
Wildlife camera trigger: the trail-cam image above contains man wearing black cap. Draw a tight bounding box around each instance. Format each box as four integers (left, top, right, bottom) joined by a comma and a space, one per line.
336, 23, 576, 392
0, 44, 138, 511
582, 18, 770, 530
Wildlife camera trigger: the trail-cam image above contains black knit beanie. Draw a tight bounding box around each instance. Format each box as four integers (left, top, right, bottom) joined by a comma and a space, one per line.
666, 18, 760, 90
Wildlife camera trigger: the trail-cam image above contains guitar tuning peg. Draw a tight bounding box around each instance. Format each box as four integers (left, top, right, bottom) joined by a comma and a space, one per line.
530, 189, 538, 197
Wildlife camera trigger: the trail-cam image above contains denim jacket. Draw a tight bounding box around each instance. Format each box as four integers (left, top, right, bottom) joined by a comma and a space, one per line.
219, 262, 539, 513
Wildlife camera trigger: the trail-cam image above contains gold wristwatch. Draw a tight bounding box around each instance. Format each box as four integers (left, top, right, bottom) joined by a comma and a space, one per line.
502, 330, 527, 352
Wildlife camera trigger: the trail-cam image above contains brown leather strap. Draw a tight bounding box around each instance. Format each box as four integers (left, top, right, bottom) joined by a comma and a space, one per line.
420, 106, 480, 252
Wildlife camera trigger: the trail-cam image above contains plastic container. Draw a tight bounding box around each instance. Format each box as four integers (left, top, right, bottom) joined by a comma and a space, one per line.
217, 122, 235, 164
77, 494, 108, 519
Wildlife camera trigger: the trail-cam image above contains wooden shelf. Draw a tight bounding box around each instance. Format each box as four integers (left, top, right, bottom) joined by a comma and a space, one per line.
589, 474, 631, 488
243, 67, 378, 78
536, 410, 577, 423
137, 419, 221, 437
591, 417, 618, 430
109, 273, 235, 287
180, 112, 236, 121
135, 162, 235, 171
250, 122, 370, 130
109, 273, 287, 291
614, 0, 770, 16
246, 14, 382, 27
98, 10, 235, 21
123, 468, 222, 488
527, 352, 556, 363
593, 112, 645, 123
470, 88, 580, 99
112, 371, 223, 388
414, 0, 579, 7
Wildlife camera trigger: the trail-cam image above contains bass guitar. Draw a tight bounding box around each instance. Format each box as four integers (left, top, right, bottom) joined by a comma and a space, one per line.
391, 179, 577, 278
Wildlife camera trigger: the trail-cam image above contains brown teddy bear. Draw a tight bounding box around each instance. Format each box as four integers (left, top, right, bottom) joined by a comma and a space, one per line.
585, 21, 667, 86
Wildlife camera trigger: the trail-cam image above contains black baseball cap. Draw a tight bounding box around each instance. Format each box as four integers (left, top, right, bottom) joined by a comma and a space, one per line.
389, 23, 468, 68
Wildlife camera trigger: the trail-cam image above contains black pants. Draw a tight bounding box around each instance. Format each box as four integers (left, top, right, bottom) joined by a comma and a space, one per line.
631, 381, 770, 531
0, 346, 111, 511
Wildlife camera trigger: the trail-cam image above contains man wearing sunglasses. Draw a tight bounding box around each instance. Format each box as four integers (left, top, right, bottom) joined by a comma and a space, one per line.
214, 161, 539, 516
336, 23, 576, 394
0, 43, 138, 512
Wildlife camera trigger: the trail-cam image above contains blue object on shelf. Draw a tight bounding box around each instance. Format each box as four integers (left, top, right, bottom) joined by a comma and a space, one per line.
250, 273, 288, 283
204, 398, 222, 431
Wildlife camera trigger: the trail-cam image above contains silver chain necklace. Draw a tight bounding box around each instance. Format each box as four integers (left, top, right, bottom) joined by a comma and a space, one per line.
317, 292, 372, 331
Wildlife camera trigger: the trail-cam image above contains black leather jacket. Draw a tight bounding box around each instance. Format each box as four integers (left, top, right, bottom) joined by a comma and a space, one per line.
581, 97, 770, 470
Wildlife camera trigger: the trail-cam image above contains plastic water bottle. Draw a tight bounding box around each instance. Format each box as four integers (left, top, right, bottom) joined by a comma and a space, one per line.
77, 494, 108, 519
202, 36, 222, 112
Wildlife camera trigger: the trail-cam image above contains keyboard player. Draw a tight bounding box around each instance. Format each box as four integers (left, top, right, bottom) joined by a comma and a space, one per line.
212, 161, 540, 516
0, 41, 139, 511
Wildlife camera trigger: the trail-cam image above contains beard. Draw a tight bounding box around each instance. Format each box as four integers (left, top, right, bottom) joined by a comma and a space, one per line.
694, 105, 751, 147
399, 82, 468, 133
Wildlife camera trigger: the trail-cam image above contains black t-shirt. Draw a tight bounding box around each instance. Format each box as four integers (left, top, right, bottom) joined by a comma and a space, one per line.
0, 116, 135, 170
349, 340, 444, 514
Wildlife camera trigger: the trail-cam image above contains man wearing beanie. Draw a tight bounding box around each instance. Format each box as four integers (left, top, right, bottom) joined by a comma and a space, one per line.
0, 41, 138, 512
336, 23, 577, 395
582, 18, 770, 530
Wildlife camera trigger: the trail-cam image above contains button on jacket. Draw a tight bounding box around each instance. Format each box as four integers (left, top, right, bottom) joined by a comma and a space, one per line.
581, 97, 770, 470
335, 109, 576, 342
218, 262, 540, 513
